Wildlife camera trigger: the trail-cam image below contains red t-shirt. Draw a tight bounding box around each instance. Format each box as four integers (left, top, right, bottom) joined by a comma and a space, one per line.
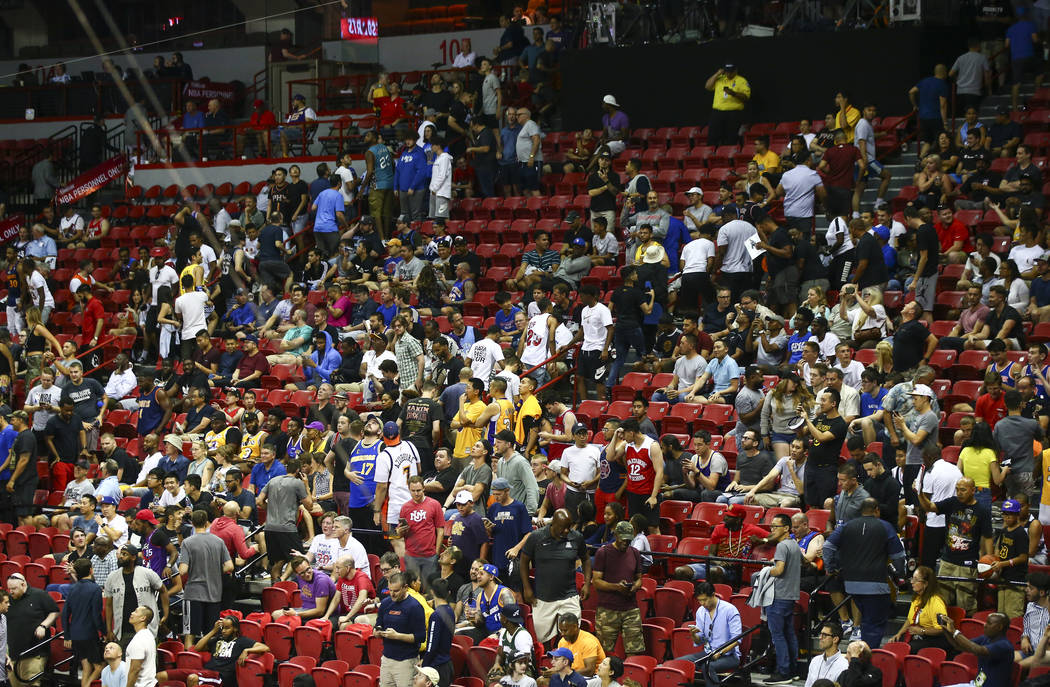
399, 496, 446, 558
710, 522, 770, 558
379, 97, 407, 127
334, 569, 375, 615
821, 145, 861, 188
974, 392, 1007, 428
82, 296, 105, 340
935, 219, 973, 253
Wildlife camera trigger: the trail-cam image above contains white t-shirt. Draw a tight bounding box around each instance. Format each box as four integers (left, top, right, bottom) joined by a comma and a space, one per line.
466, 338, 505, 388
716, 219, 756, 274
103, 514, 129, 546
848, 303, 888, 337
308, 534, 339, 570
964, 250, 1000, 282
854, 117, 876, 163
1009, 243, 1044, 276
917, 460, 962, 528
808, 332, 841, 361
780, 165, 824, 218
885, 219, 907, 249
126, 628, 158, 687
175, 291, 209, 339
159, 489, 186, 509
375, 441, 420, 524
332, 534, 370, 572
29, 270, 54, 308
496, 370, 520, 400
826, 217, 854, 257
149, 264, 179, 305
833, 359, 867, 390
60, 213, 84, 238
561, 444, 600, 493
681, 237, 716, 273
198, 244, 217, 273
25, 383, 61, 430
335, 165, 358, 205
580, 303, 613, 352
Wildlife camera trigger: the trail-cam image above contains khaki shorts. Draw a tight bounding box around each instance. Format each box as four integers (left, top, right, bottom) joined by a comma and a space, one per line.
11, 655, 47, 687
532, 595, 581, 643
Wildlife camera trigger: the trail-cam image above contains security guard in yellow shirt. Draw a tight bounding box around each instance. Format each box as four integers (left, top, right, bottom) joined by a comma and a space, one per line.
705, 63, 750, 146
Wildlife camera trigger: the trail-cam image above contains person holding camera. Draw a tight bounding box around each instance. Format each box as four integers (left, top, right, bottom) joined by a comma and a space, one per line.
704, 64, 750, 147
939, 613, 1015, 687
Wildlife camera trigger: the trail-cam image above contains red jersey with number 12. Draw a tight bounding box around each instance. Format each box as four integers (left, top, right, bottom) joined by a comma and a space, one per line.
625, 436, 656, 495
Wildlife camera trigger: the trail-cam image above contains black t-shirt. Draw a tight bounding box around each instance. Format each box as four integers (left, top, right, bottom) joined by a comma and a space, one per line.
564, 224, 594, 248
995, 525, 1028, 581
654, 327, 682, 359
808, 414, 847, 468
330, 436, 355, 492
449, 252, 482, 279
854, 233, 888, 287
916, 223, 940, 276
424, 466, 458, 506
473, 128, 497, 172
766, 226, 794, 274
703, 304, 730, 334
587, 171, 621, 213
268, 183, 292, 220
258, 224, 286, 262
935, 496, 992, 567
960, 170, 1002, 202
206, 635, 257, 680
985, 304, 1025, 347
520, 525, 588, 601
285, 180, 309, 219
8, 588, 59, 656
12, 430, 38, 486
61, 379, 105, 423
308, 403, 337, 430
419, 90, 454, 118
45, 413, 81, 463
400, 397, 440, 452
797, 239, 828, 281
121, 570, 137, 636
893, 320, 930, 371
611, 285, 645, 330
958, 146, 985, 172
864, 471, 902, 527
108, 448, 140, 485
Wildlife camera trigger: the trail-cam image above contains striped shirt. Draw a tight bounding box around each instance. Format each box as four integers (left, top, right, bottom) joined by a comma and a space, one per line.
92, 550, 119, 588
1024, 601, 1050, 650
522, 248, 560, 273
395, 333, 424, 391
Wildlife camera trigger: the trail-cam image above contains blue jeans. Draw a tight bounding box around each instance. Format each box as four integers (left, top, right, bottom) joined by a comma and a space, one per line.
975, 488, 992, 513
651, 390, 683, 405
608, 328, 647, 387
854, 593, 890, 649
766, 599, 798, 676
679, 652, 740, 687
45, 583, 71, 598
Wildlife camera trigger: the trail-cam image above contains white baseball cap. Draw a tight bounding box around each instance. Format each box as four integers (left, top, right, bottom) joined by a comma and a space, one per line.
686, 186, 703, 195
602, 94, 620, 107
908, 383, 935, 399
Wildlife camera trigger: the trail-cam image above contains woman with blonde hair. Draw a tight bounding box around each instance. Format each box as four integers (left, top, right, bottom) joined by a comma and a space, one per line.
793, 286, 832, 330
873, 340, 894, 377
760, 374, 814, 458
914, 154, 953, 208
843, 287, 889, 348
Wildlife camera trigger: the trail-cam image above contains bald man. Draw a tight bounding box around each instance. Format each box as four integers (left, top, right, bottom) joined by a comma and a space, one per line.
916, 476, 993, 613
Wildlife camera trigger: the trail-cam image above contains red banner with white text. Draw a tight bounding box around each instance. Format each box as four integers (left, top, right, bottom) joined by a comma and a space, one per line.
0, 215, 24, 245
54, 155, 128, 206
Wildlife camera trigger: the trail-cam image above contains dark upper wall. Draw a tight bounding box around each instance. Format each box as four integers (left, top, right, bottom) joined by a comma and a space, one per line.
559, 27, 967, 130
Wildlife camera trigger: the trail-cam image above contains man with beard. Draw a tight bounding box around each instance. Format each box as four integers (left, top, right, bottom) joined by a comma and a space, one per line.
344, 415, 383, 550
102, 543, 169, 643
158, 615, 269, 687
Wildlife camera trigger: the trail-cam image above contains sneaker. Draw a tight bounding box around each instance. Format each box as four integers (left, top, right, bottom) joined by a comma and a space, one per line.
765, 673, 794, 685
841, 619, 854, 636
850, 626, 862, 642
874, 197, 888, 210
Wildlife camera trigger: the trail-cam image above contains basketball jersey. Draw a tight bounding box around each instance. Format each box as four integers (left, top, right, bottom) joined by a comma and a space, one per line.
487, 398, 515, 443
205, 427, 232, 454
241, 431, 267, 463
478, 584, 508, 634
87, 217, 105, 240
348, 438, 382, 509
1024, 363, 1050, 397
287, 433, 305, 462
137, 387, 165, 435
991, 360, 1016, 387
520, 313, 551, 367
625, 436, 657, 495
180, 263, 200, 295
548, 410, 571, 461
6, 267, 19, 307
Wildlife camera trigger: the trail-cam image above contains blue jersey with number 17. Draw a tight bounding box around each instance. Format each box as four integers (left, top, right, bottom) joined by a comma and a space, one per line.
347, 437, 382, 508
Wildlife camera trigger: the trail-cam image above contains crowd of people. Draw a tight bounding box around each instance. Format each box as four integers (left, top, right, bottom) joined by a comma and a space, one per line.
2, 7, 1050, 687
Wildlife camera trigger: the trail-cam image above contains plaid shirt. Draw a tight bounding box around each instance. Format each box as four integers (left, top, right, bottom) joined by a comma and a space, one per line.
92, 550, 119, 586
395, 333, 424, 391
1025, 601, 1050, 650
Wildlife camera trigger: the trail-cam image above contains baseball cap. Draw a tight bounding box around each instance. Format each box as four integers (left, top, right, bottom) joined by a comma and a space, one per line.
598, 150, 612, 159
228, 218, 242, 227
121, 543, 140, 556
548, 648, 574, 662
602, 94, 619, 107
1037, 251, 1050, 263
571, 237, 586, 247
725, 504, 747, 518
9, 410, 27, 422
0, 405, 11, 420
75, 459, 91, 470
495, 429, 516, 443
908, 383, 935, 399
306, 421, 325, 431
501, 604, 526, 625
396, 214, 409, 224
135, 509, 159, 525
359, 215, 375, 225
416, 667, 440, 686
686, 186, 703, 195
491, 477, 511, 490
235, 287, 248, 295
873, 225, 890, 242
454, 490, 474, 505
745, 364, 762, 377
149, 247, 168, 258
565, 211, 580, 222
453, 235, 467, 244
333, 392, 348, 400
386, 238, 402, 249
253, 99, 264, 107
244, 334, 259, 343
100, 496, 119, 506
723, 62, 736, 70
1002, 499, 1022, 513
571, 422, 589, 434
996, 105, 1011, 115
293, 93, 306, 101
383, 421, 400, 440
481, 563, 500, 578
614, 520, 635, 541
548, 459, 563, 472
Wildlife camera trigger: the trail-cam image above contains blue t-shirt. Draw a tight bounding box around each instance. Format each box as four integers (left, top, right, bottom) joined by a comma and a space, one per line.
347, 438, 382, 508
487, 499, 531, 571
258, 224, 286, 261
662, 217, 692, 275
494, 307, 522, 334
313, 188, 344, 233
974, 635, 1015, 687
550, 672, 588, 687
376, 302, 397, 326
787, 331, 809, 364
915, 76, 949, 120
309, 177, 329, 201
1032, 276, 1050, 308
0, 424, 17, 480
1007, 20, 1038, 60
860, 388, 887, 418
597, 445, 626, 494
